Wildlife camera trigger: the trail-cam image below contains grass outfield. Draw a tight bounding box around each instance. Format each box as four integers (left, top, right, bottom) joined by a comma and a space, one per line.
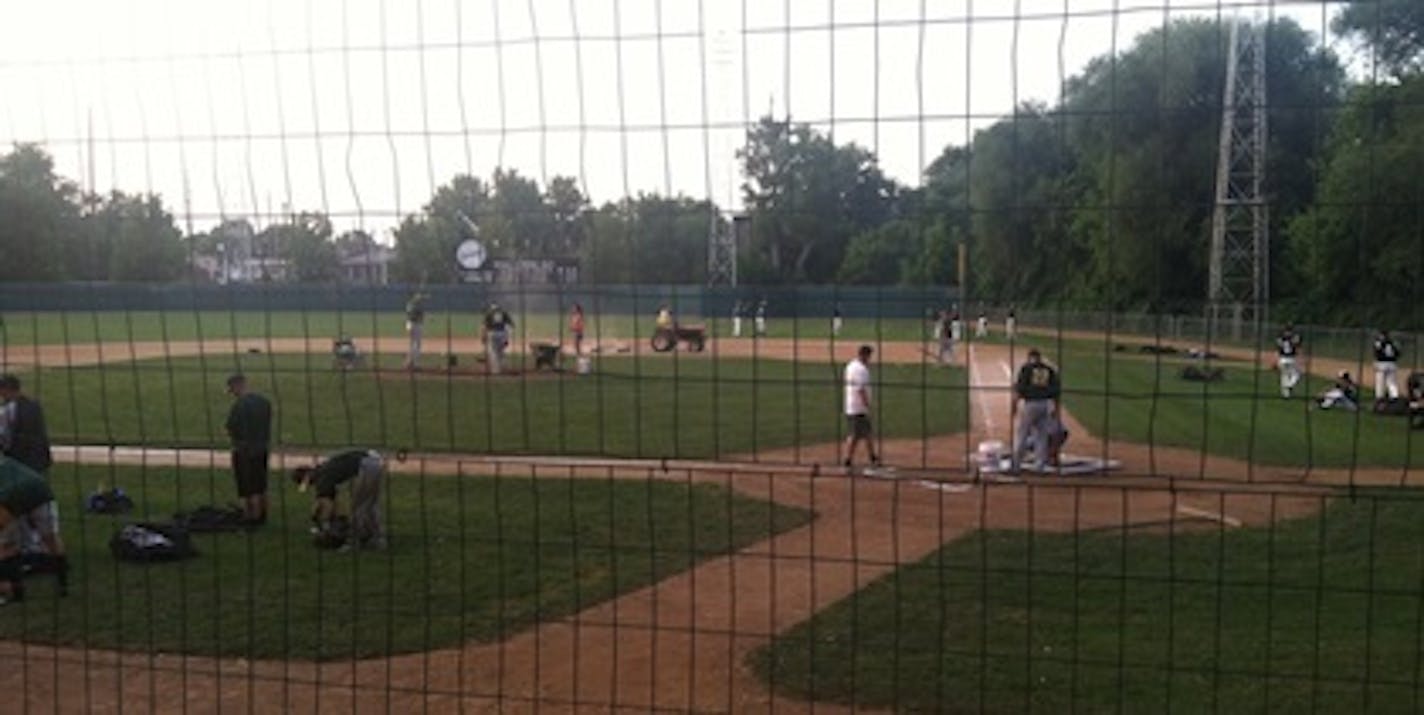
752, 491, 1424, 712
0, 310, 938, 345
31, 354, 968, 460
0, 464, 810, 660
1057, 347, 1424, 469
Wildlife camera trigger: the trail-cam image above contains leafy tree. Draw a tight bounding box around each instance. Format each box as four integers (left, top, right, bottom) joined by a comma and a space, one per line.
1333, 0, 1424, 79
259, 212, 338, 282
0, 144, 82, 281
393, 174, 491, 283
1286, 76, 1424, 326
94, 192, 186, 282
581, 195, 720, 284
1059, 17, 1341, 308
836, 221, 921, 285
738, 117, 901, 283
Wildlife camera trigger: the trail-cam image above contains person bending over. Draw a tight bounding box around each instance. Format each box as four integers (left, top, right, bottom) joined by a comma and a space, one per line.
291, 449, 387, 549
0, 457, 67, 603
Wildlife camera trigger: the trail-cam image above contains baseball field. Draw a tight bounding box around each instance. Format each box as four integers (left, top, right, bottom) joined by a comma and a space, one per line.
2, 305, 1422, 712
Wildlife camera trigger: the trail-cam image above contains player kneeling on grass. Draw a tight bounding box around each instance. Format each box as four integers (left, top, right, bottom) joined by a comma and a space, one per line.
291, 449, 386, 550
1317, 371, 1360, 412
0, 457, 67, 603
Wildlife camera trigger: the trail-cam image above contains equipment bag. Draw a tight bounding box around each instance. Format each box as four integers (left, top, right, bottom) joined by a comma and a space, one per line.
173, 505, 247, 533
109, 523, 196, 563
85, 488, 134, 515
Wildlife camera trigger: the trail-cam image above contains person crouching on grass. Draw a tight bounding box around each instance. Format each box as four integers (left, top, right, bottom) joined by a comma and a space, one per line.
0, 457, 67, 604
291, 449, 387, 550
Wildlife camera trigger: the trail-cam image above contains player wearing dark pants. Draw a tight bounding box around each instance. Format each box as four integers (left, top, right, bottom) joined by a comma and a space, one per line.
291, 449, 386, 549
0, 457, 66, 603
842, 345, 880, 469
225, 374, 273, 526
1012, 349, 1062, 473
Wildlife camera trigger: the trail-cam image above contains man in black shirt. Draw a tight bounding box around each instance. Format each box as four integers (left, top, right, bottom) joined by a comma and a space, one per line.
1012, 349, 1061, 472
291, 449, 386, 549
483, 303, 515, 374
0, 374, 52, 475
1374, 330, 1401, 402
225, 374, 273, 526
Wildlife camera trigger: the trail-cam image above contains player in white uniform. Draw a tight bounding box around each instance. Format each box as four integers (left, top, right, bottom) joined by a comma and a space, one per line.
1276, 323, 1302, 398
976, 313, 989, 338
1374, 330, 1401, 401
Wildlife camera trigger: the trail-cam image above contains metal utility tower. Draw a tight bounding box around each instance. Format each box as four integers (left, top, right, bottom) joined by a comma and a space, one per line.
708, 213, 740, 286
1208, 20, 1269, 337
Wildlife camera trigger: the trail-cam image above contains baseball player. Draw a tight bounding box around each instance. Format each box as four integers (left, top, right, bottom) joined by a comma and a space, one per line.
832, 304, 844, 337
950, 307, 963, 342
403, 292, 427, 370
1006, 308, 1018, 340
1374, 329, 1401, 401
1276, 323, 1302, 398
483, 303, 515, 374
731, 300, 743, 338
1317, 371, 1360, 411
1011, 349, 1061, 473
937, 310, 955, 364
755, 299, 768, 337
842, 345, 880, 469
291, 449, 387, 550
976, 312, 989, 338
225, 374, 272, 526
0, 456, 67, 603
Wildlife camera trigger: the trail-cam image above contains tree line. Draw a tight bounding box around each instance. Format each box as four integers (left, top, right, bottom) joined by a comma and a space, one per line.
0, 2, 1419, 325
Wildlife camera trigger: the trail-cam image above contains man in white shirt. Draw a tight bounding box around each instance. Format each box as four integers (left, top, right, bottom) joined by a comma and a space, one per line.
843, 345, 880, 469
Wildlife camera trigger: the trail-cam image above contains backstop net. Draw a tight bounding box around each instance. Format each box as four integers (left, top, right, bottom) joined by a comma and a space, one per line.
0, 1, 1420, 711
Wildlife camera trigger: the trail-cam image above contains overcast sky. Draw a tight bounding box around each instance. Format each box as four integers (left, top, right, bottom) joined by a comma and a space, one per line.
0, 0, 1343, 238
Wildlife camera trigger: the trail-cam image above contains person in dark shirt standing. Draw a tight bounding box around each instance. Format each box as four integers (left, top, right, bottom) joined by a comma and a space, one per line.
482, 302, 515, 374
0, 374, 52, 475
403, 291, 427, 370
1374, 330, 1401, 403
291, 448, 387, 549
225, 374, 273, 526
1012, 349, 1061, 473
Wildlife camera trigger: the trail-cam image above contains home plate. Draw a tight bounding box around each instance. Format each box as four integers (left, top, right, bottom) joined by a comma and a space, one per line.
974, 454, 1123, 477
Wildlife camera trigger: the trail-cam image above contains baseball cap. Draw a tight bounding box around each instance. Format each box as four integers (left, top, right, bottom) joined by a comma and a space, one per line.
225, 373, 246, 389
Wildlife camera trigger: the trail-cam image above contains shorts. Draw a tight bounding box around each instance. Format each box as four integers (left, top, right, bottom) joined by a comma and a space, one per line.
846, 413, 872, 439
2, 502, 58, 551
232, 450, 270, 498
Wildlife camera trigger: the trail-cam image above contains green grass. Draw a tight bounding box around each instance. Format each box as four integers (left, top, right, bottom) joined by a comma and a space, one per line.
752, 492, 1424, 713
29, 354, 968, 460
2, 463, 810, 660
0, 310, 937, 345
1052, 345, 1424, 469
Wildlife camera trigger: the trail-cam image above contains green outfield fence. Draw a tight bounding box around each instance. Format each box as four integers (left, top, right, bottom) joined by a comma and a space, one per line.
2, 1, 1422, 713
